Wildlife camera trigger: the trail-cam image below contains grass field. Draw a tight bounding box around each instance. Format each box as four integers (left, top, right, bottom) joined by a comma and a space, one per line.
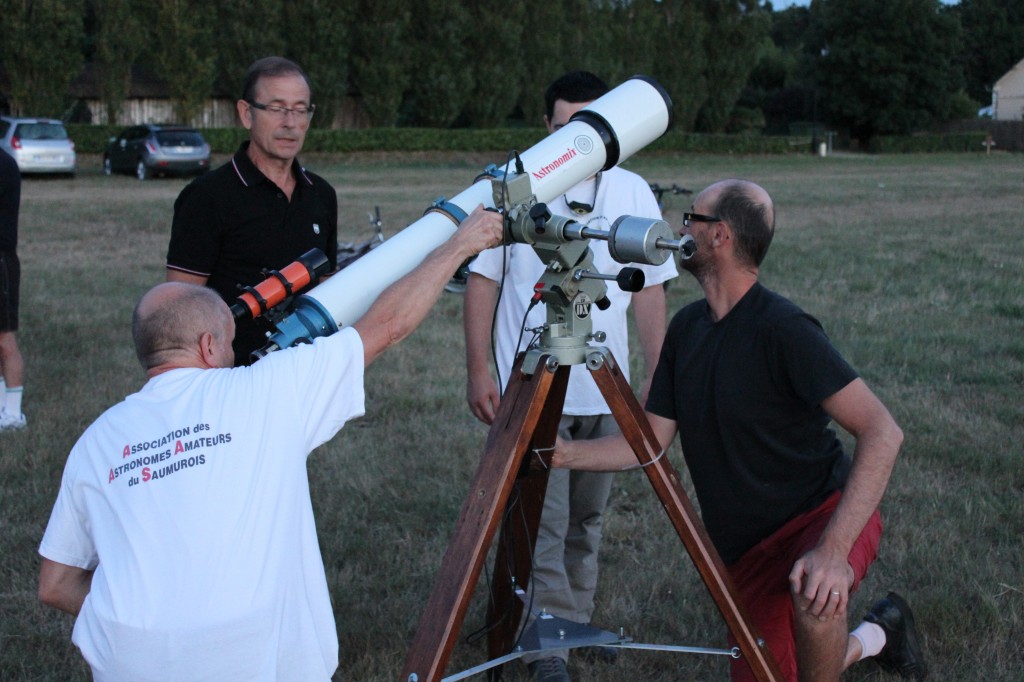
1, 150, 1022, 681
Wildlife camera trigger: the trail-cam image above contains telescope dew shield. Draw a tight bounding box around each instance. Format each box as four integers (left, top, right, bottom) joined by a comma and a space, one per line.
569, 75, 673, 171
256, 76, 673, 355
510, 75, 672, 205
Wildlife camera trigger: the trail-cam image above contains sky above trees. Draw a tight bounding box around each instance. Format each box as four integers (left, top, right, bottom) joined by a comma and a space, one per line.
772, 0, 960, 6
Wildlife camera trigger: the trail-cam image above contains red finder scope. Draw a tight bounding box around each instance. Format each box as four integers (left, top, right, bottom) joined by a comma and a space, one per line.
230, 249, 331, 321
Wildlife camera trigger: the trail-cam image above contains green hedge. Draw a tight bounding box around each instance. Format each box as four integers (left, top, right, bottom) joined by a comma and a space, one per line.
65, 124, 550, 154
66, 124, 123, 153
67, 124, 798, 155
869, 132, 992, 153
68, 124, 991, 156
649, 131, 791, 154
302, 128, 549, 153
195, 127, 250, 152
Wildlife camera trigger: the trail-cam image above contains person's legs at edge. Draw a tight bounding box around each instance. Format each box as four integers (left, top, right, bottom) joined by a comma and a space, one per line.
0, 252, 25, 429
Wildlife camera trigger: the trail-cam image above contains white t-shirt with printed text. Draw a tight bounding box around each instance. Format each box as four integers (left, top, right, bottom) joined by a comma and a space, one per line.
40, 327, 366, 681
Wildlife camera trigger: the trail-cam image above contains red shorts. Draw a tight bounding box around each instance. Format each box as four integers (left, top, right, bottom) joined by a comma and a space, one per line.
727, 491, 882, 682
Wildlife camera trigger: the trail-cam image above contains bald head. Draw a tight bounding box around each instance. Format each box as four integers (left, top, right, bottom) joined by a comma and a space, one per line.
699, 180, 775, 268
132, 283, 234, 372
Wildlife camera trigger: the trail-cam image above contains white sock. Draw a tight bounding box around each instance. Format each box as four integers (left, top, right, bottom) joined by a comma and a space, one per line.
5, 386, 23, 416
851, 621, 887, 661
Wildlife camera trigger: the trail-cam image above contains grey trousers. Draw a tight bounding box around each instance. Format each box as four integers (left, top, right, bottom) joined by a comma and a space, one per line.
521, 413, 619, 665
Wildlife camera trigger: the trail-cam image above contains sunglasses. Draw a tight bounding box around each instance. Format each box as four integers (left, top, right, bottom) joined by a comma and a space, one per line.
682, 212, 720, 227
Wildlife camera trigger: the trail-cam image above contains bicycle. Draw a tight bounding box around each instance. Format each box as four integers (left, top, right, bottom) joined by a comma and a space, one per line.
648, 182, 693, 212
336, 206, 385, 271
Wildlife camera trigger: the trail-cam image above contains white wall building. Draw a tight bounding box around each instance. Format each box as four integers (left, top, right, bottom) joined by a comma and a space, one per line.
992, 57, 1024, 121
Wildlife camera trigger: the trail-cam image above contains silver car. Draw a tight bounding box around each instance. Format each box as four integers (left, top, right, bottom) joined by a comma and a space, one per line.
0, 117, 77, 176
103, 124, 210, 180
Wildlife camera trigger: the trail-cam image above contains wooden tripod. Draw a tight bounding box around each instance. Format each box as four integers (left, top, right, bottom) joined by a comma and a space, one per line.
401, 347, 783, 681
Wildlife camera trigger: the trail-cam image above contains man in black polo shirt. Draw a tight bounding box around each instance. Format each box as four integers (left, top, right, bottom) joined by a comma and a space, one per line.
167, 56, 337, 366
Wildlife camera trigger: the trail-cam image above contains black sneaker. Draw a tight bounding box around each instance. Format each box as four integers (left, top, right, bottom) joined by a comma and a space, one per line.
527, 656, 571, 682
863, 592, 928, 680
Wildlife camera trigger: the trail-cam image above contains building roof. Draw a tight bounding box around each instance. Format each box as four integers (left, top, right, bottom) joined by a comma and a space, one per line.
994, 57, 1024, 90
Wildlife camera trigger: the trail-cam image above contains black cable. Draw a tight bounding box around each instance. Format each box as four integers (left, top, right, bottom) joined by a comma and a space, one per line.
513, 298, 542, 375
465, 151, 526, 677
465, 479, 538, 653
472, 150, 544, 676
491, 150, 517, 397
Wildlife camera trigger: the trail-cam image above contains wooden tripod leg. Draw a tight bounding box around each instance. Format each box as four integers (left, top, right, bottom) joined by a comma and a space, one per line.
486, 364, 569, 664
401, 357, 566, 682
588, 349, 784, 682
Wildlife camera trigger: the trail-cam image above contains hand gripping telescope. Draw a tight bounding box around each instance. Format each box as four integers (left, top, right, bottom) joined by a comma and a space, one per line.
252, 76, 691, 360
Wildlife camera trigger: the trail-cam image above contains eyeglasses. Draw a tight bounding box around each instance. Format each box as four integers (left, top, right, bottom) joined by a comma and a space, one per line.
682, 212, 720, 227
247, 101, 316, 121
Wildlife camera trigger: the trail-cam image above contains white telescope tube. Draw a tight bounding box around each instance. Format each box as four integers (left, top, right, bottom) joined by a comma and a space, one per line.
256, 76, 672, 356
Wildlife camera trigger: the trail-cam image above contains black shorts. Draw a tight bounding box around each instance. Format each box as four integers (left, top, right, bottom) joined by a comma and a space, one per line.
0, 250, 20, 333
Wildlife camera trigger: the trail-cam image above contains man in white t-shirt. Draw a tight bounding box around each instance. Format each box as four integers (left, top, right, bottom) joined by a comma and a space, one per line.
37, 206, 503, 681
463, 71, 677, 681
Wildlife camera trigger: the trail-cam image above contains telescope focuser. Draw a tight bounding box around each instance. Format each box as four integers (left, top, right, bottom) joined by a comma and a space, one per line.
502, 204, 696, 269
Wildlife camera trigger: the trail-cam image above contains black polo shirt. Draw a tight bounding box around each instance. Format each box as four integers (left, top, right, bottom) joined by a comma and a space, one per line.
168, 142, 338, 365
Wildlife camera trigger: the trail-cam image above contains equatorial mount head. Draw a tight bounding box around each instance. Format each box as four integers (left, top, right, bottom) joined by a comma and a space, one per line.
494, 182, 697, 375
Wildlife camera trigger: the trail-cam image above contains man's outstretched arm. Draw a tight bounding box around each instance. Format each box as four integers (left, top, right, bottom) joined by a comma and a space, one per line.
354, 206, 503, 367
553, 411, 678, 471
464, 273, 501, 424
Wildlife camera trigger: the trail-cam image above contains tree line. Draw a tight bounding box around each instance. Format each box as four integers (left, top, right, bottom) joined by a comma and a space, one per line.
1, 0, 1020, 146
